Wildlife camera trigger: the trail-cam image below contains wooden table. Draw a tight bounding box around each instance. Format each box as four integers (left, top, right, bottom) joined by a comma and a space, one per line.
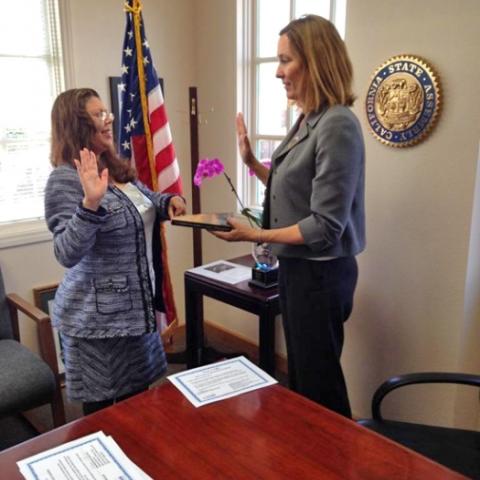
0, 383, 465, 479
185, 255, 280, 375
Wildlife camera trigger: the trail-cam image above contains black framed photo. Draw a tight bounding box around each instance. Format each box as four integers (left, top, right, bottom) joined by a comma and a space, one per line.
109, 76, 122, 143
33, 283, 64, 376
33, 283, 58, 315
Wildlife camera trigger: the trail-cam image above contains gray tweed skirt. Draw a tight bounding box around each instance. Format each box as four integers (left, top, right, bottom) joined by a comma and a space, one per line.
60, 332, 167, 402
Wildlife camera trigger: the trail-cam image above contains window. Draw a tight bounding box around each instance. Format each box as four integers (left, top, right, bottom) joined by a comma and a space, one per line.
0, 0, 64, 243
238, 0, 346, 207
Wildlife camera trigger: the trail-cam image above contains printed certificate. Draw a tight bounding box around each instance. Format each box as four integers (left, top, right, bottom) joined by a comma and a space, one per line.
17, 431, 151, 480
168, 356, 277, 407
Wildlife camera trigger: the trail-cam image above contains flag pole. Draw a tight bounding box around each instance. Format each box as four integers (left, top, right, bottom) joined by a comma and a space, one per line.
189, 87, 202, 267
124, 0, 179, 340
128, 0, 157, 189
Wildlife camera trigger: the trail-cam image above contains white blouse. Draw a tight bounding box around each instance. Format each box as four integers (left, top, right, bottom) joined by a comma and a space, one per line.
122, 182, 156, 290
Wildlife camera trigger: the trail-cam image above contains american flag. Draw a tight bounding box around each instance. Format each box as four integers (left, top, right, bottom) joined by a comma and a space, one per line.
119, 0, 182, 194
119, 0, 182, 332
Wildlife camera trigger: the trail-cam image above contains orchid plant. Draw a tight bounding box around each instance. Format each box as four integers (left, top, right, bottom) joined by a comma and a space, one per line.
194, 157, 262, 228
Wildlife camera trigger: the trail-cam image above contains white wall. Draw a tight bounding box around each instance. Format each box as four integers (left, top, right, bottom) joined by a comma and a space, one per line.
462, 142, 480, 429
195, 0, 480, 427
68, 0, 196, 328
2, 0, 480, 428
190, 0, 265, 344
0, 0, 196, 347
343, 0, 480, 426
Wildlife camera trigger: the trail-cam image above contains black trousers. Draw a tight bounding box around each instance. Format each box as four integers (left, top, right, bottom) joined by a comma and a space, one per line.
278, 256, 358, 418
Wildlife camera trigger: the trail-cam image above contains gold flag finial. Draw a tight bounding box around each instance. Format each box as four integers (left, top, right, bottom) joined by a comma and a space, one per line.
124, 0, 142, 15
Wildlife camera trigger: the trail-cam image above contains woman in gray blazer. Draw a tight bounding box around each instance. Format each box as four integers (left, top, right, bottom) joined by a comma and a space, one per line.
214, 15, 365, 417
45, 89, 186, 415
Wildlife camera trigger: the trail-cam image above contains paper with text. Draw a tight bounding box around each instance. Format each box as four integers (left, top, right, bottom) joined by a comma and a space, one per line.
168, 356, 277, 407
187, 260, 251, 284
17, 431, 152, 480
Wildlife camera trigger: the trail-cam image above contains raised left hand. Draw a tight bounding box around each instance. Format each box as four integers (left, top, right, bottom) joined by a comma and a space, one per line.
168, 196, 187, 219
211, 217, 259, 242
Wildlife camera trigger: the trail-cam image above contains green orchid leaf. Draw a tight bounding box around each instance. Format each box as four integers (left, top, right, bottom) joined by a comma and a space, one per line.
241, 207, 262, 228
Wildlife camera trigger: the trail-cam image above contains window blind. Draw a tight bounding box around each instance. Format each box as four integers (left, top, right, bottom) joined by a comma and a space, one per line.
0, 0, 64, 224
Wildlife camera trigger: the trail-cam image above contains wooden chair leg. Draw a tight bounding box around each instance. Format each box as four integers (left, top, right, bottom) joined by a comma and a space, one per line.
51, 385, 66, 427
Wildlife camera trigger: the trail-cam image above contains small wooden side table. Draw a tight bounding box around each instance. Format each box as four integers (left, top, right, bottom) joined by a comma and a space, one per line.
184, 255, 280, 376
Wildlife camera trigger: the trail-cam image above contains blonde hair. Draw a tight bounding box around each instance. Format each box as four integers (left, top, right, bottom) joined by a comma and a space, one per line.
280, 15, 355, 112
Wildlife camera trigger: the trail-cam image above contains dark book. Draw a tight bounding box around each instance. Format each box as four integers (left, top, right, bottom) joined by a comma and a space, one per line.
171, 213, 233, 232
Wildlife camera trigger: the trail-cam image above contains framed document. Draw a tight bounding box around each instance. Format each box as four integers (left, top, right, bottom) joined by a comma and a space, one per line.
171, 213, 234, 232
33, 283, 65, 377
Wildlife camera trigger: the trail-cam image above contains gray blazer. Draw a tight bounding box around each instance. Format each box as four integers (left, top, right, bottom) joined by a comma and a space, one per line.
267, 105, 365, 258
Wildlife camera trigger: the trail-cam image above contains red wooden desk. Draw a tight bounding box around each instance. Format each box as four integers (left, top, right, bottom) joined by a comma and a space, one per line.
0, 383, 466, 479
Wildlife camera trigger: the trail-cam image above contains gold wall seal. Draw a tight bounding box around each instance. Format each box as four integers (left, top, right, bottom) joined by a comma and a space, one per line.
365, 55, 441, 147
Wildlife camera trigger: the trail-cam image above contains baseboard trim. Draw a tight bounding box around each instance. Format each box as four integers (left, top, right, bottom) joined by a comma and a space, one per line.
172, 322, 288, 375
169, 324, 362, 419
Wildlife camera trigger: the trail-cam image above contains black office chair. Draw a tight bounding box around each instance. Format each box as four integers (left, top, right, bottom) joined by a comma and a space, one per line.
358, 372, 480, 479
0, 265, 65, 450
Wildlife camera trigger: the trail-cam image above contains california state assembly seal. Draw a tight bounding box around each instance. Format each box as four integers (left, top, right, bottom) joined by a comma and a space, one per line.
365, 55, 441, 147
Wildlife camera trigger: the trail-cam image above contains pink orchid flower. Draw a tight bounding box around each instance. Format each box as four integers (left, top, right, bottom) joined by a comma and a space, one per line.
193, 157, 261, 228
193, 157, 225, 186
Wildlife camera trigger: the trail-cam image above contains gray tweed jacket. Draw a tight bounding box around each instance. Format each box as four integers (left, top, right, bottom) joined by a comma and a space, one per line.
267, 105, 366, 258
44, 165, 173, 338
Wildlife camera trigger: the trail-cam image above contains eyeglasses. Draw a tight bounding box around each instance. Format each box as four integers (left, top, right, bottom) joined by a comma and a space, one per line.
91, 110, 114, 124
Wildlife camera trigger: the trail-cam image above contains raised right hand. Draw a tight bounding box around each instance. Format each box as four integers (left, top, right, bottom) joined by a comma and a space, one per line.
74, 148, 109, 211
236, 113, 256, 168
